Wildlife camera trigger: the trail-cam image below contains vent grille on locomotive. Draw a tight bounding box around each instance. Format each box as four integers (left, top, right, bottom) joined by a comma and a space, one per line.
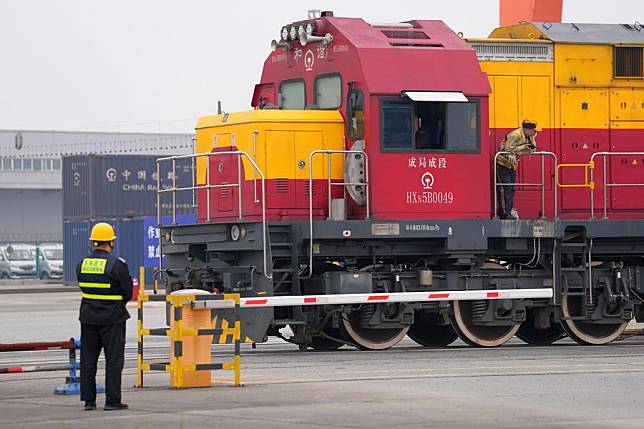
471, 42, 554, 62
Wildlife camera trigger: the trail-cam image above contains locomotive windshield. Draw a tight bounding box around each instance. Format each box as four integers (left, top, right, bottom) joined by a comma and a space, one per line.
380, 99, 480, 152
279, 80, 306, 109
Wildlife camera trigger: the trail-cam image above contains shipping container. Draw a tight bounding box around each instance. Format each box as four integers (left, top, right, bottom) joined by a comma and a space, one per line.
63, 155, 195, 220
63, 220, 92, 284
63, 214, 196, 285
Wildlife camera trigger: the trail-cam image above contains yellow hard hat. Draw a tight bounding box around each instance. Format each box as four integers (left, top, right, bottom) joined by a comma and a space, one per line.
90, 223, 116, 242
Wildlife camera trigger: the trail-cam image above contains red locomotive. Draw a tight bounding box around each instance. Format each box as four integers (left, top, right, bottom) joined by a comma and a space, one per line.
158, 11, 644, 350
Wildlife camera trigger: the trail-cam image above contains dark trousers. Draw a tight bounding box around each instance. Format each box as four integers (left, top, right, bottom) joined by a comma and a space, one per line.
496, 165, 516, 216
80, 322, 125, 405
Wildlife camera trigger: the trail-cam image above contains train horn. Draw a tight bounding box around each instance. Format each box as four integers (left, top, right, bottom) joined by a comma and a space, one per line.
271, 39, 291, 52
299, 32, 333, 47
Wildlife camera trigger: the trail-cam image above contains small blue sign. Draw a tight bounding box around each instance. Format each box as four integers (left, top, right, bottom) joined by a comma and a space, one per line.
143, 214, 196, 268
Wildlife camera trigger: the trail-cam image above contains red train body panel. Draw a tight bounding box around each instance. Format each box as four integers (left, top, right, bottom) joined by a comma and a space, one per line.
252, 16, 493, 221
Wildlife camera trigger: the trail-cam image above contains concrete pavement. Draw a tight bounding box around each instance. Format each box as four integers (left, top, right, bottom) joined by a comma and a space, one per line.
2, 287, 644, 428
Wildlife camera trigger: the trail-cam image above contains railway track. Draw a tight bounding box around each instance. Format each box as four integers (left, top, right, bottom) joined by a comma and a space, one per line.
4, 338, 644, 387
0, 284, 75, 295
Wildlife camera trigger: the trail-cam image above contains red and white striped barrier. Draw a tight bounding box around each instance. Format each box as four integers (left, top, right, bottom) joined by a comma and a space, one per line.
0, 340, 74, 353
197, 288, 553, 309
0, 363, 71, 374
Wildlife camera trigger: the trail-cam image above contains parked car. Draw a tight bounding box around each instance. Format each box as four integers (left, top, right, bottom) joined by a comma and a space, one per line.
1, 244, 37, 279
0, 251, 10, 279
36, 244, 63, 279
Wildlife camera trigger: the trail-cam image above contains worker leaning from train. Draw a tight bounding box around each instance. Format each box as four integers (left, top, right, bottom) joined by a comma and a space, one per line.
495, 119, 537, 220
76, 222, 132, 411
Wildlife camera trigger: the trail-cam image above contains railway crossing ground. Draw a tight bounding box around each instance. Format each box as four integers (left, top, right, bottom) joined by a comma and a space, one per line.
2, 285, 644, 428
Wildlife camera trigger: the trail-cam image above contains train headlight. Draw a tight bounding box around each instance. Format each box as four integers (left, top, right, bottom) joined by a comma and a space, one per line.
306, 22, 315, 35
289, 26, 297, 40
281, 27, 288, 41
298, 24, 305, 36
230, 224, 241, 241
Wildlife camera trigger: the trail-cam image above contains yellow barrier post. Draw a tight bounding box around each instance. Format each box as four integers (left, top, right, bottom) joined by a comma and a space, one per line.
138, 266, 146, 298
135, 287, 150, 387
137, 292, 241, 389
136, 293, 143, 387
224, 293, 242, 386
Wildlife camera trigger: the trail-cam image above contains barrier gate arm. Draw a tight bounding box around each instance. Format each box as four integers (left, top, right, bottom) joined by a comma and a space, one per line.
136, 288, 551, 388
227, 288, 553, 308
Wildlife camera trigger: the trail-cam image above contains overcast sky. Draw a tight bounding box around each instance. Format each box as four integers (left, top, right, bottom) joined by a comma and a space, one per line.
0, 0, 641, 134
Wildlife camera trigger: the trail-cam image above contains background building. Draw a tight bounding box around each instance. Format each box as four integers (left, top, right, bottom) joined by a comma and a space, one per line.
0, 129, 193, 242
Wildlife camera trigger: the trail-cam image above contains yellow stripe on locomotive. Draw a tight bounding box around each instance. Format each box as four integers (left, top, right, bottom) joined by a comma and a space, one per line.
195, 110, 345, 184
470, 21, 644, 219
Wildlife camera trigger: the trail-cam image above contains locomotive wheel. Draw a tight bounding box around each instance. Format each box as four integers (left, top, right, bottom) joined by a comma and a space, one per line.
340, 305, 409, 350
450, 300, 520, 347
407, 310, 458, 347
561, 294, 628, 345
516, 310, 566, 345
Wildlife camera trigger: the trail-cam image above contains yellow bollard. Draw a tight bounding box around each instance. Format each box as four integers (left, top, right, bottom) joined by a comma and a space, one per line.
138, 266, 147, 298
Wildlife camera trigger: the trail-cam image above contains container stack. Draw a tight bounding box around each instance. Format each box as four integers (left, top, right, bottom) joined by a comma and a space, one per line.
63, 155, 196, 284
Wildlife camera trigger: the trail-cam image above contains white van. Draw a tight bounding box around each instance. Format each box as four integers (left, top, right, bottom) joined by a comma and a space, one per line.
36, 244, 64, 279
1, 244, 37, 279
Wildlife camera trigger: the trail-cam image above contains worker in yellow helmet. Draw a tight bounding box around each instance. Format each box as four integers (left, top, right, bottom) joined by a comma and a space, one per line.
76, 222, 132, 411
495, 119, 537, 220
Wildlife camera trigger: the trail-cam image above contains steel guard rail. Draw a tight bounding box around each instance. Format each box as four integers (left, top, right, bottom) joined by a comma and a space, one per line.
156, 151, 272, 279
590, 152, 644, 219
306, 149, 370, 279
493, 151, 558, 219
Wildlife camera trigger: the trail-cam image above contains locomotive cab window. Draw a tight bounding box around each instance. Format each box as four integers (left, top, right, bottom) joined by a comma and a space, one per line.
279, 80, 306, 110
315, 74, 342, 109
380, 98, 479, 152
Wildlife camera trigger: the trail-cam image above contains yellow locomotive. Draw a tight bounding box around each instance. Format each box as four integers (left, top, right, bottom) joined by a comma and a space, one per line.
471, 21, 644, 218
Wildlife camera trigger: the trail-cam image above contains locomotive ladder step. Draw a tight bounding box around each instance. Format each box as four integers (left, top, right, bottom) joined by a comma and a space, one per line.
561, 267, 587, 272
271, 242, 294, 248
561, 243, 587, 248
562, 291, 586, 296
272, 268, 295, 273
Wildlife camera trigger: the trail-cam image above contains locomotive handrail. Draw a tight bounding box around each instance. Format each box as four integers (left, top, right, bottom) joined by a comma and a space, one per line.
493, 151, 558, 219
590, 152, 644, 219
156, 151, 272, 280
556, 162, 595, 189
305, 149, 370, 279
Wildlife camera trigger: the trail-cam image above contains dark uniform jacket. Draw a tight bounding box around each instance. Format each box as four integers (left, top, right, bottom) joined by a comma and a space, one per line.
76, 249, 133, 325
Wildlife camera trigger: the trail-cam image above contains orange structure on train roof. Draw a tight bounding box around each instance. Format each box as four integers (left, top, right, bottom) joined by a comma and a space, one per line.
500, 0, 563, 26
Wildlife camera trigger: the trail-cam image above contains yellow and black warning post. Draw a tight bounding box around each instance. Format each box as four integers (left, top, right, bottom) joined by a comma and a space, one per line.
136, 289, 241, 389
